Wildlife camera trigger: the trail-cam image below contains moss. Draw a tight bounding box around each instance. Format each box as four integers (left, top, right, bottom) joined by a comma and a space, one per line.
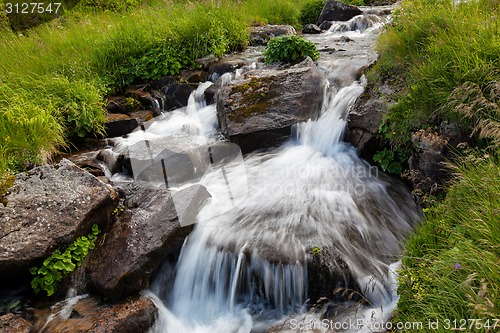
228, 77, 278, 123
0, 174, 15, 206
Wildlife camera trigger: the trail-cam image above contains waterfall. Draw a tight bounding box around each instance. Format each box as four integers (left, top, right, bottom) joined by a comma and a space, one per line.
107, 7, 420, 333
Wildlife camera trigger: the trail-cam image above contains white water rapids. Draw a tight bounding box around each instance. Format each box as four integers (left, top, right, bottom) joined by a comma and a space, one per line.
110, 7, 420, 333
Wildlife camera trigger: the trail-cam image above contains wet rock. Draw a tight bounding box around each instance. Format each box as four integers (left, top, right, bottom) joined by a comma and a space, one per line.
345, 82, 388, 158
66, 150, 106, 177
204, 84, 218, 105
105, 113, 139, 138
126, 89, 162, 116
180, 69, 207, 83
87, 183, 208, 300
317, 0, 363, 26
208, 60, 246, 82
319, 20, 333, 30
218, 58, 326, 153
339, 35, 354, 43
302, 24, 322, 34
163, 83, 194, 111
36, 296, 157, 333
0, 313, 31, 333
307, 249, 361, 304
128, 110, 155, 124
0, 159, 119, 287
249, 25, 296, 46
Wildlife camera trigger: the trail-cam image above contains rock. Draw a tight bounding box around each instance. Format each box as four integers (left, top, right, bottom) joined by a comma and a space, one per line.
208, 60, 246, 82
317, 0, 363, 26
105, 113, 139, 138
319, 20, 333, 30
345, 82, 387, 157
217, 59, 326, 153
163, 83, 194, 111
87, 183, 209, 300
405, 130, 450, 198
180, 69, 207, 83
339, 35, 354, 43
194, 54, 219, 70
204, 84, 218, 105
0, 159, 119, 287
0, 313, 31, 333
127, 89, 162, 116
307, 249, 361, 304
128, 110, 154, 124
302, 24, 322, 34
35, 296, 157, 333
249, 25, 296, 46
106, 96, 135, 114
65, 150, 106, 177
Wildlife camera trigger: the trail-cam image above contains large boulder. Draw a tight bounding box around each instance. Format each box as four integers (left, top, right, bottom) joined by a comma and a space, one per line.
248, 25, 296, 46
317, 0, 363, 26
217, 59, 326, 153
87, 183, 210, 301
0, 159, 119, 287
35, 296, 157, 333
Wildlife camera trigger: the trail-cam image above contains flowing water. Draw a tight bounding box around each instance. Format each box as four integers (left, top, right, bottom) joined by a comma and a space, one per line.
108, 7, 420, 333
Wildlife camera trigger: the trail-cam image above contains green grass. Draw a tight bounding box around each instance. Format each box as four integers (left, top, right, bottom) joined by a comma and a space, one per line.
372, 0, 500, 151
0, 0, 313, 190
394, 154, 500, 331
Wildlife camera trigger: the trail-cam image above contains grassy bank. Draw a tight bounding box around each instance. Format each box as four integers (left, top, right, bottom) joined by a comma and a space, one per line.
0, 0, 316, 190
370, 0, 500, 328
394, 155, 500, 330
373, 0, 499, 152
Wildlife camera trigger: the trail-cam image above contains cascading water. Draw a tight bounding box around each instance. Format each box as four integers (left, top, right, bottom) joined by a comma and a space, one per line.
109, 6, 420, 333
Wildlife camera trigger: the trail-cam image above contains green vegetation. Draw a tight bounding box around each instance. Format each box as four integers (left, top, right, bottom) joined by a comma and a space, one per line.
299, 0, 326, 25
371, 0, 500, 327
30, 224, 101, 296
394, 156, 500, 330
0, 0, 314, 191
372, 0, 500, 152
264, 35, 320, 64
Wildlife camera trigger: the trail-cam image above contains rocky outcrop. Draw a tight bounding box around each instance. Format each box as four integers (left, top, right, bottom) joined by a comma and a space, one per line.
405, 130, 450, 198
87, 184, 209, 301
36, 296, 157, 333
344, 82, 389, 158
317, 0, 363, 26
105, 113, 139, 138
0, 159, 119, 287
248, 25, 296, 46
217, 59, 326, 153
0, 313, 31, 333
302, 24, 322, 34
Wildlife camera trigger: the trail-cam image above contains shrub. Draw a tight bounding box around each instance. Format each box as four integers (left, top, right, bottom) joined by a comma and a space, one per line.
299, 0, 325, 25
263, 35, 320, 64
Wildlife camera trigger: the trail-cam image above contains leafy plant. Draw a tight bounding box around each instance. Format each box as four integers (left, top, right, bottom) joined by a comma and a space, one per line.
263, 35, 320, 64
373, 148, 404, 175
30, 224, 101, 296
310, 246, 321, 256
